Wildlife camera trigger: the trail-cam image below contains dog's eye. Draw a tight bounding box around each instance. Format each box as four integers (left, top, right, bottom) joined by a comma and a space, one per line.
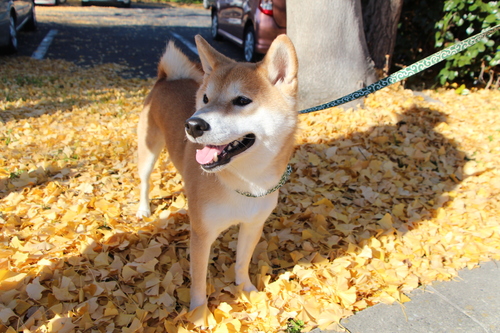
203, 94, 209, 104
232, 96, 252, 107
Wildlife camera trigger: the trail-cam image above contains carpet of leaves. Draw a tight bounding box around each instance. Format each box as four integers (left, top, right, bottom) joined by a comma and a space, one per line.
1, 57, 499, 333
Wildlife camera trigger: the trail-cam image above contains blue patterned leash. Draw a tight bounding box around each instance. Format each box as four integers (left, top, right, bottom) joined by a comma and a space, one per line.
299, 24, 500, 114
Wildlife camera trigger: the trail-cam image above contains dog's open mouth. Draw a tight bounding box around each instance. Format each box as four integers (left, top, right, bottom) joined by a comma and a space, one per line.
195, 134, 256, 170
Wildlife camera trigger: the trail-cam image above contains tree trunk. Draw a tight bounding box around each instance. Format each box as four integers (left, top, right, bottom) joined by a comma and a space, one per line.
287, 0, 376, 110
363, 0, 403, 72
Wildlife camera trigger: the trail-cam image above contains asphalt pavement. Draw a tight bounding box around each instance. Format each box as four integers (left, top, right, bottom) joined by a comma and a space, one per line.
311, 260, 499, 333
13, 2, 244, 78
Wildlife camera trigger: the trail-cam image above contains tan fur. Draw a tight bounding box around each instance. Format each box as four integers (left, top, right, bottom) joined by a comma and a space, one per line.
137, 35, 298, 310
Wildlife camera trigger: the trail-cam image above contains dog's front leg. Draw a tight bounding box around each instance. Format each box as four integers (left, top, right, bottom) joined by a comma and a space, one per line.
136, 110, 165, 218
189, 225, 218, 311
235, 221, 265, 292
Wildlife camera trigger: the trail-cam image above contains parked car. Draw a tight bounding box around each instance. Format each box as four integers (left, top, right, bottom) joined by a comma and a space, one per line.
34, 0, 66, 6
81, 0, 130, 8
0, 0, 37, 53
211, 0, 286, 62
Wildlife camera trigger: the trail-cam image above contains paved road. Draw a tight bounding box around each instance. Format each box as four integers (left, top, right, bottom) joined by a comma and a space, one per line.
335, 260, 500, 333
12, 1, 244, 78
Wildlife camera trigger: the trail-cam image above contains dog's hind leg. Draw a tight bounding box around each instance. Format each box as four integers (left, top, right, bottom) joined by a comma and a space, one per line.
234, 221, 265, 292
136, 107, 165, 218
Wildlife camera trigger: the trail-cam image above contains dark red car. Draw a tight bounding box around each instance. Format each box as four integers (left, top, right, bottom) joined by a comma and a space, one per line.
211, 0, 286, 62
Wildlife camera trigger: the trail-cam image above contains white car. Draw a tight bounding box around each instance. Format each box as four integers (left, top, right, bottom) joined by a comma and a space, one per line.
34, 0, 66, 6
0, 0, 37, 53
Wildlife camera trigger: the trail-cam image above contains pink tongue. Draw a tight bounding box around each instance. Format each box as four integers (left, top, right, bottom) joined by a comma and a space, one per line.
196, 146, 224, 165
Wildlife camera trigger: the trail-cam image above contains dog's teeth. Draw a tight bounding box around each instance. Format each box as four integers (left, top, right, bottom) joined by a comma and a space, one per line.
213, 152, 218, 162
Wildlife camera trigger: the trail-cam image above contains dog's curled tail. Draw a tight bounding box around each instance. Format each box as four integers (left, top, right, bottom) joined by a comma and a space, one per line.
158, 41, 203, 84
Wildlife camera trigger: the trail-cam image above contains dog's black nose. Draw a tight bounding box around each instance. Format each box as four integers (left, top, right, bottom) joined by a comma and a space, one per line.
185, 117, 210, 138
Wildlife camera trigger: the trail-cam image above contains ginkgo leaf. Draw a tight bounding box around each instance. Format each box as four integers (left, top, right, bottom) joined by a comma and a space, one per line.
0, 307, 16, 324
47, 315, 76, 333
134, 243, 162, 263
378, 213, 394, 229
26, 277, 46, 301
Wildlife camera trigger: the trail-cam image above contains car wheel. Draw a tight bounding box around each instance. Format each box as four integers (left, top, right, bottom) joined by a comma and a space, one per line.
24, 8, 37, 31
6, 15, 18, 54
211, 13, 221, 40
243, 26, 256, 62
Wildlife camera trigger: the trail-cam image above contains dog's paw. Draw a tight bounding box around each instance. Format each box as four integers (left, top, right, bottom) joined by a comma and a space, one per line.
189, 301, 208, 313
242, 283, 258, 293
136, 209, 151, 219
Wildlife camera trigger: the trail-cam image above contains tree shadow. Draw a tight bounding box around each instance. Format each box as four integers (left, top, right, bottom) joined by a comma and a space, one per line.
1, 99, 90, 123
259, 105, 468, 275
0, 161, 83, 200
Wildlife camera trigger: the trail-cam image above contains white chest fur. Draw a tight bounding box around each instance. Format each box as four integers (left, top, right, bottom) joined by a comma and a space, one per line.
201, 190, 279, 234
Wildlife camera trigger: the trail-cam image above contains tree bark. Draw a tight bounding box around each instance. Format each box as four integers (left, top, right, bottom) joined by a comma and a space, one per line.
287, 0, 376, 110
363, 0, 403, 72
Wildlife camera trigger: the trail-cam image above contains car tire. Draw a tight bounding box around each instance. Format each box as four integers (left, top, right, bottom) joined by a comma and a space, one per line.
243, 26, 256, 62
5, 15, 18, 54
24, 8, 37, 31
211, 12, 221, 41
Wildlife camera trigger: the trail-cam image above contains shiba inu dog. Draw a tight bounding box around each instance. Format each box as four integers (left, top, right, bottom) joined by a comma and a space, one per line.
136, 34, 298, 310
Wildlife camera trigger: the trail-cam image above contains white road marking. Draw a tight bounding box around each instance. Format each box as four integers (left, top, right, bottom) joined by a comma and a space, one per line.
170, 32, 198, 56
32, 29, 58, 60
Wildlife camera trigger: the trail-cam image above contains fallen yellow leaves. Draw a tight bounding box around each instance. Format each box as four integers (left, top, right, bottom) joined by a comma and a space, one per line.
1, 56, 500, 332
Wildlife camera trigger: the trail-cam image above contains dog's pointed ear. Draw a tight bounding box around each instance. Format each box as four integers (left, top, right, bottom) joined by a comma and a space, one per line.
195, 35, 233, 75
259, 35, 298, 93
